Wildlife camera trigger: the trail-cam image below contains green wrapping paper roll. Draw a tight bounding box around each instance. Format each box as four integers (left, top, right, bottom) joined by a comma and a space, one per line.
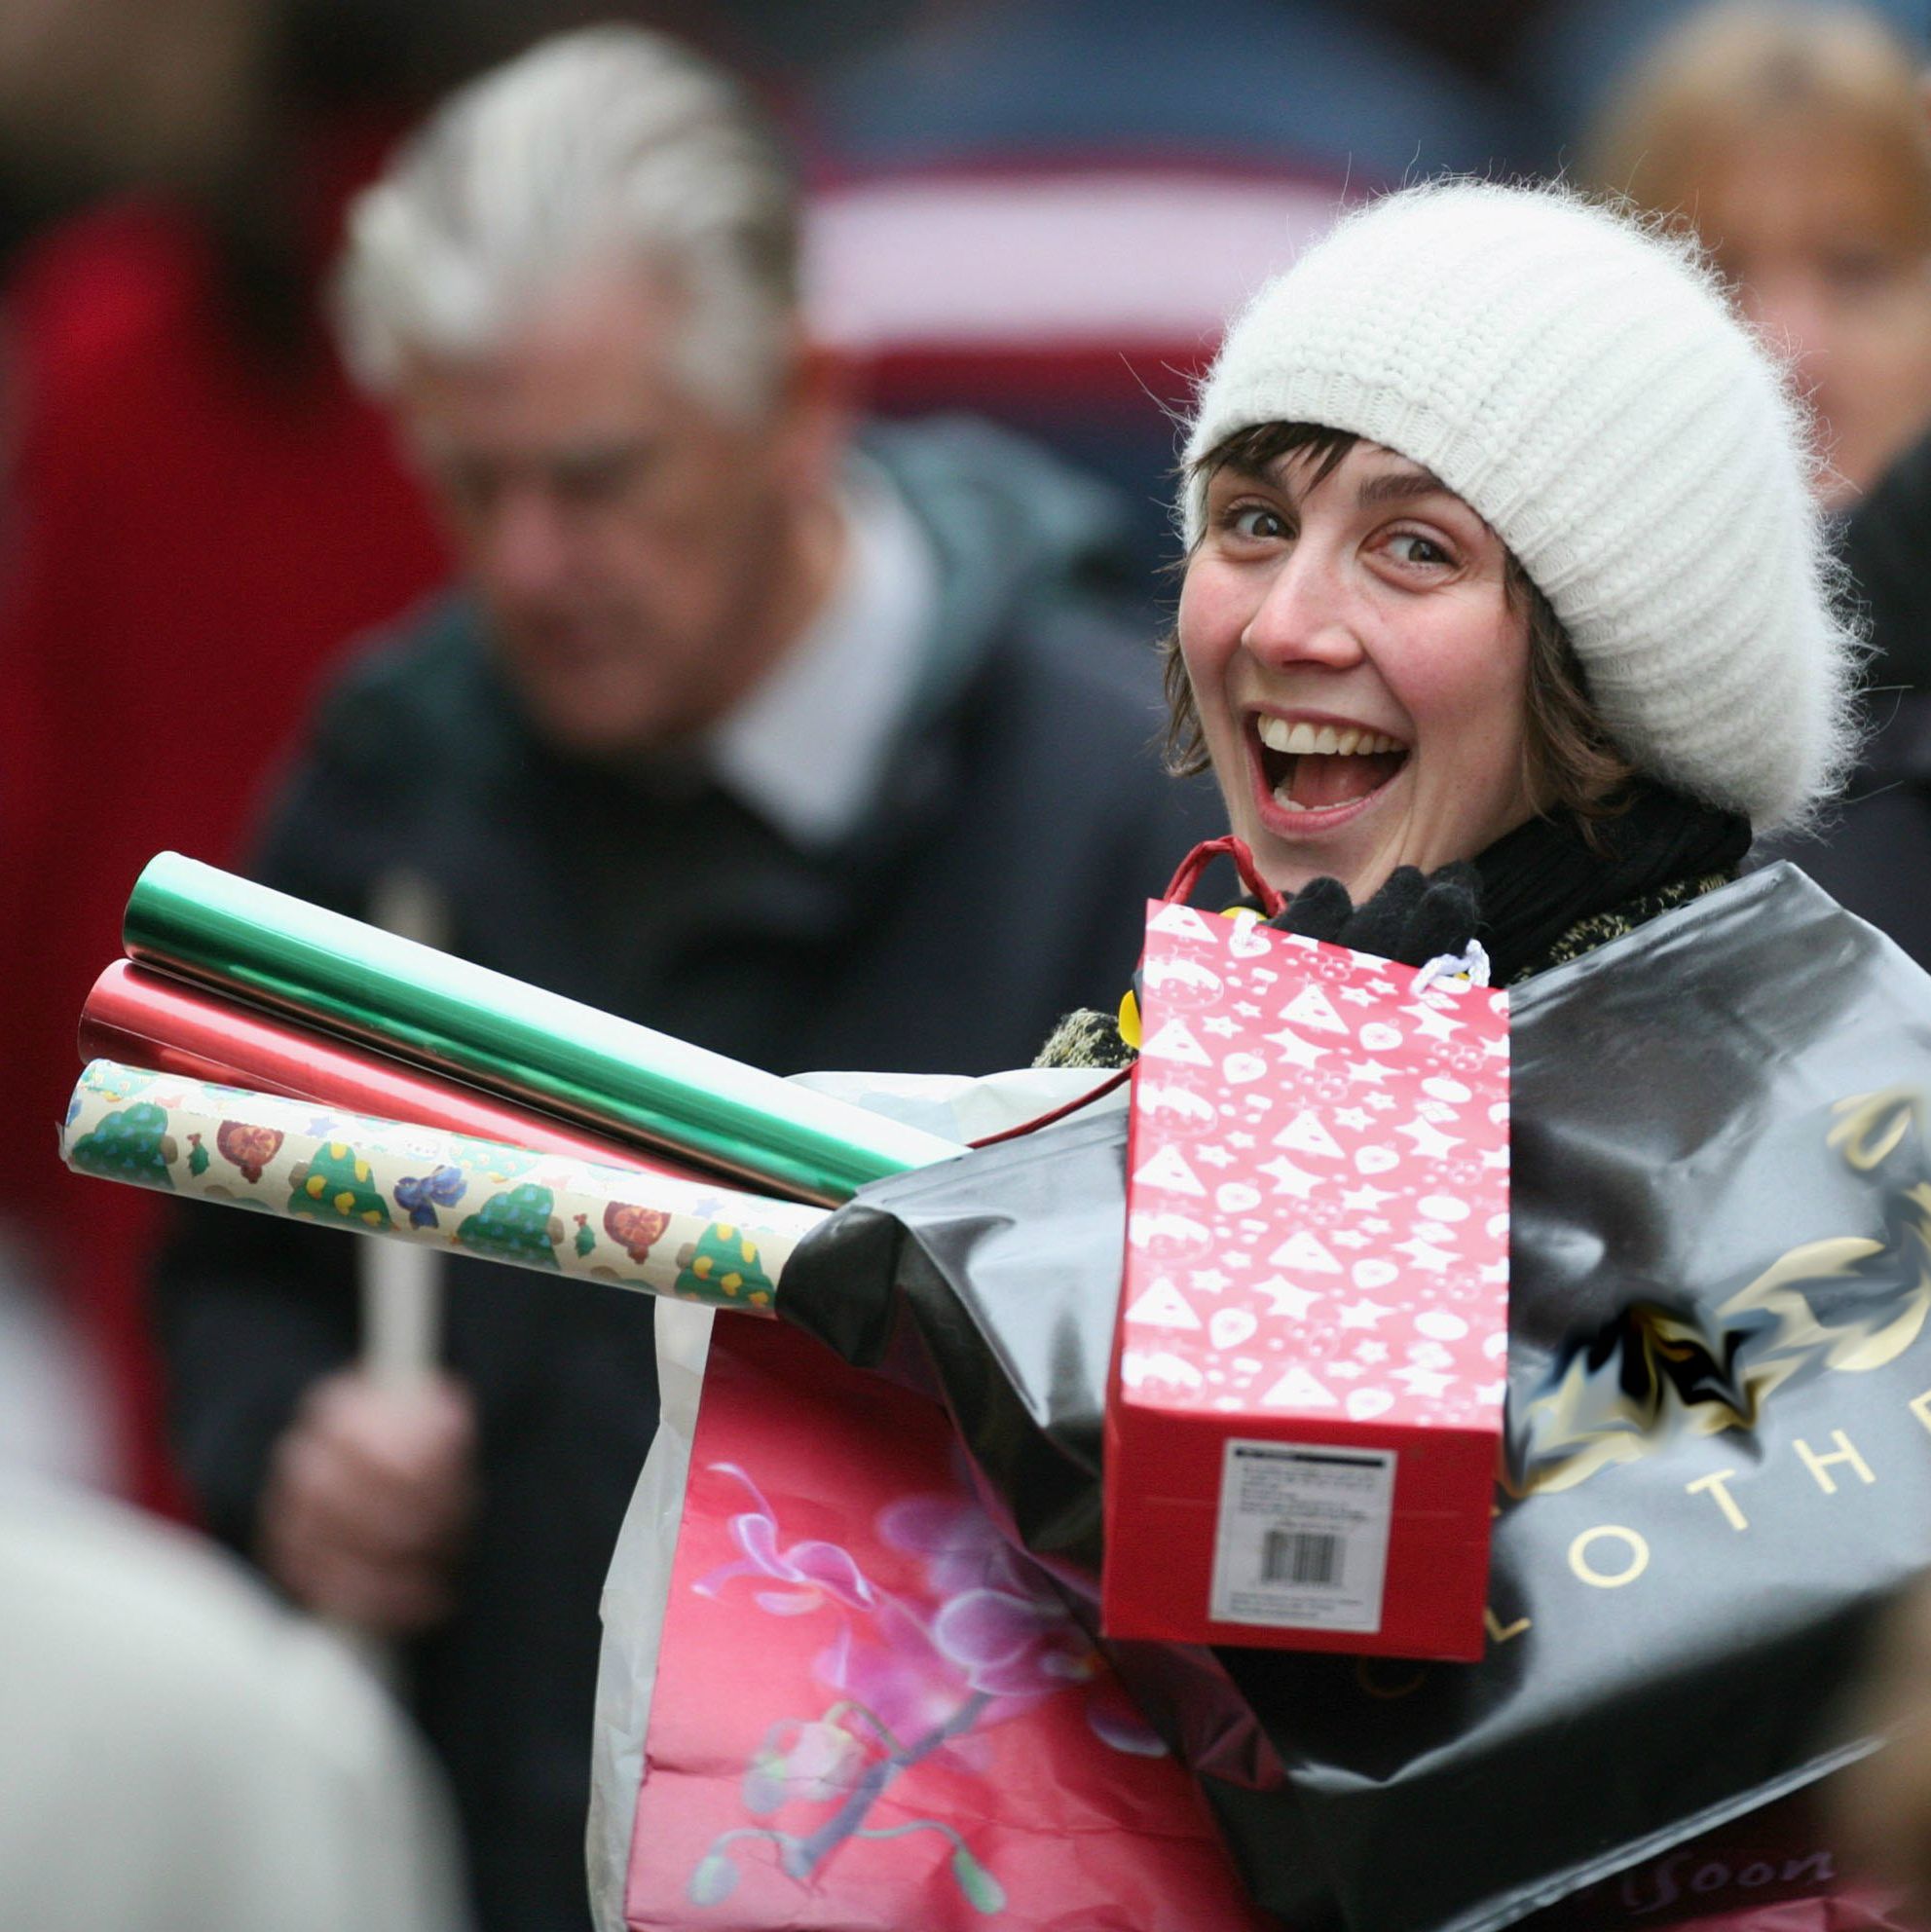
61, 1060, 826, 1314
124, 853, 964, 1205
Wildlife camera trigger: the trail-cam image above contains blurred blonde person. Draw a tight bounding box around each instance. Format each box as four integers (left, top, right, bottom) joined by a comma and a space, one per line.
1584, 1, 1931, 506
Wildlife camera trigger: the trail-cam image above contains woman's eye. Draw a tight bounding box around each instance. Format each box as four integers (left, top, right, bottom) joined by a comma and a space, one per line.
1228, 504, 1287, 540
1385, 532, 1453, 567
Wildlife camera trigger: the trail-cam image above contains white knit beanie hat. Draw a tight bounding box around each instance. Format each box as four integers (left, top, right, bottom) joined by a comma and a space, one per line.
1181, 180, 1861, 831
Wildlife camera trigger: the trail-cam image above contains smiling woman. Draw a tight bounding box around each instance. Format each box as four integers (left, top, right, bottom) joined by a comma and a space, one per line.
1151, 180, 1862, 985
1177, 432, 1534, 898
987, 179, 1922, 1932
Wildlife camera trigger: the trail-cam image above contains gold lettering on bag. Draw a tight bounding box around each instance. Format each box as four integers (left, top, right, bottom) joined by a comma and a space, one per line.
1794, 1430, 1875, 1494
1568, 1525, 1651, 1587
1686, 1468, 1749, 1530
1484, 1607, 1531, 1643
1911, 1387, 1931, 1433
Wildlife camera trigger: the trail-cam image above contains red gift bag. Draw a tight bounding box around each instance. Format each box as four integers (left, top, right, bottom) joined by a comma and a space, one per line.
1105, 844, 1509, 1661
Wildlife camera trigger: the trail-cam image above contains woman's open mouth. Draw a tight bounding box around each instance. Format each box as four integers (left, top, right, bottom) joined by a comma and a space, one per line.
1249, 714, 1409, 826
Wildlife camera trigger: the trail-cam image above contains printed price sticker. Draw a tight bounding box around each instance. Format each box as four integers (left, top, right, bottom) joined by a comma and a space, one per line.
1208, 1438, 1396, 1633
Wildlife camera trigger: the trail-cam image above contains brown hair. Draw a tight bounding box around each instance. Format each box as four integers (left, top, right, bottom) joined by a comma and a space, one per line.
1582, 1, 1931, 251
1161, 422, 1635, 824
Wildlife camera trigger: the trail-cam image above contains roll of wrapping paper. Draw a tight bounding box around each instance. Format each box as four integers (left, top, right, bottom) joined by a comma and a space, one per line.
124, 854, 963, 1206
80, 960, 723, 1192
60, 1060, 824, 1314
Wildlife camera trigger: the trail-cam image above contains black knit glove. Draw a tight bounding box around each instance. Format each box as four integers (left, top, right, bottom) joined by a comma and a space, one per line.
1268, 862, 1482, 968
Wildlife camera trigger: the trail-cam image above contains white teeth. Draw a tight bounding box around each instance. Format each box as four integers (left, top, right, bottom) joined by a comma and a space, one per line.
1271, 784, 1309, 812
1255, 718, 1404, 757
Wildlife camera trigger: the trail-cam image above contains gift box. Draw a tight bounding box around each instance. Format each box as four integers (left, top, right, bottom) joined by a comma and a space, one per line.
1102, 899, 1510, 1661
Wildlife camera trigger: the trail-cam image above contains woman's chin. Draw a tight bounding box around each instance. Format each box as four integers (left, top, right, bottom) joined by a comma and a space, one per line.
1233, 774, 1531, 909
1240, 826, 1386, 907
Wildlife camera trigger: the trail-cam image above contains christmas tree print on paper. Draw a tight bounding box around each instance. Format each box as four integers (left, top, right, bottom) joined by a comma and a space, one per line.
456, 1184, 562, 1270
217, 1121, 284, 1183
674, 1221, 776, 1308
288, 1143, 391, 1229
70, 1103, 176, 1190
574, 1214, 597, 1259
187, 1134, 210, 1177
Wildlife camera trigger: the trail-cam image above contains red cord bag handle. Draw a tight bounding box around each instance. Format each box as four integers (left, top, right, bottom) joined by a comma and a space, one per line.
1160, 835, 1283, 918
970, 838, 1281, 1147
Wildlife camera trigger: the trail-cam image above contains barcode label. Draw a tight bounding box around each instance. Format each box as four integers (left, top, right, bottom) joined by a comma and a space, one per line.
1263, 1528, 1342, 1587
1209, 1438, 1395, 1632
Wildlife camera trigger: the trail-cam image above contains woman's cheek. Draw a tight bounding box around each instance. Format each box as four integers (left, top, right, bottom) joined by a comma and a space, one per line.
1179, 565, 1255, 687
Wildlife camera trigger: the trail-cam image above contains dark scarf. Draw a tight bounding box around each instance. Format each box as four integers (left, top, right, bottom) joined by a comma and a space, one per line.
1474, 784, 1752, 984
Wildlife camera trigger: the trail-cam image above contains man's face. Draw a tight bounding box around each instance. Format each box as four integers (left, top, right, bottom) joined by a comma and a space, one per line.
395, 267, 836, 754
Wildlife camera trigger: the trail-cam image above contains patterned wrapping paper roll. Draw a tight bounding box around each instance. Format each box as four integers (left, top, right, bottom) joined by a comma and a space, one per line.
123, 853, 964, 1205
80, 960, 724, 1192
60, 1060, 826, 1315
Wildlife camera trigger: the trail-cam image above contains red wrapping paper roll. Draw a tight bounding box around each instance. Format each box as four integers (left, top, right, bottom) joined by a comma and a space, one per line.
80, 960, 719, 1190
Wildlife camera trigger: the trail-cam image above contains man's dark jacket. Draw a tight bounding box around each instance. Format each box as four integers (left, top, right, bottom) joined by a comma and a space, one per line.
153, 417, 1218, 1932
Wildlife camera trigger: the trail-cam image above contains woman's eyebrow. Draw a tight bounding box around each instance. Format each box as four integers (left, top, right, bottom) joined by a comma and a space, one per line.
1355, 464, 1452, 507
1212, 457, 1277, 486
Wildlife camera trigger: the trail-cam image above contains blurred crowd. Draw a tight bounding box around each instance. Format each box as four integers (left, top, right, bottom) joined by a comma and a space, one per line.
10, 2, 1931, 1929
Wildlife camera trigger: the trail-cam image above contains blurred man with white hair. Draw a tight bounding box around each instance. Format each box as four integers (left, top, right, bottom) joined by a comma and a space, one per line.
154, 25, 1209, 1930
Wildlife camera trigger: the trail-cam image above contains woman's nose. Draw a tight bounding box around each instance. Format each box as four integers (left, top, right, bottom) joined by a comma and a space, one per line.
1241, 547, 1366, 670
